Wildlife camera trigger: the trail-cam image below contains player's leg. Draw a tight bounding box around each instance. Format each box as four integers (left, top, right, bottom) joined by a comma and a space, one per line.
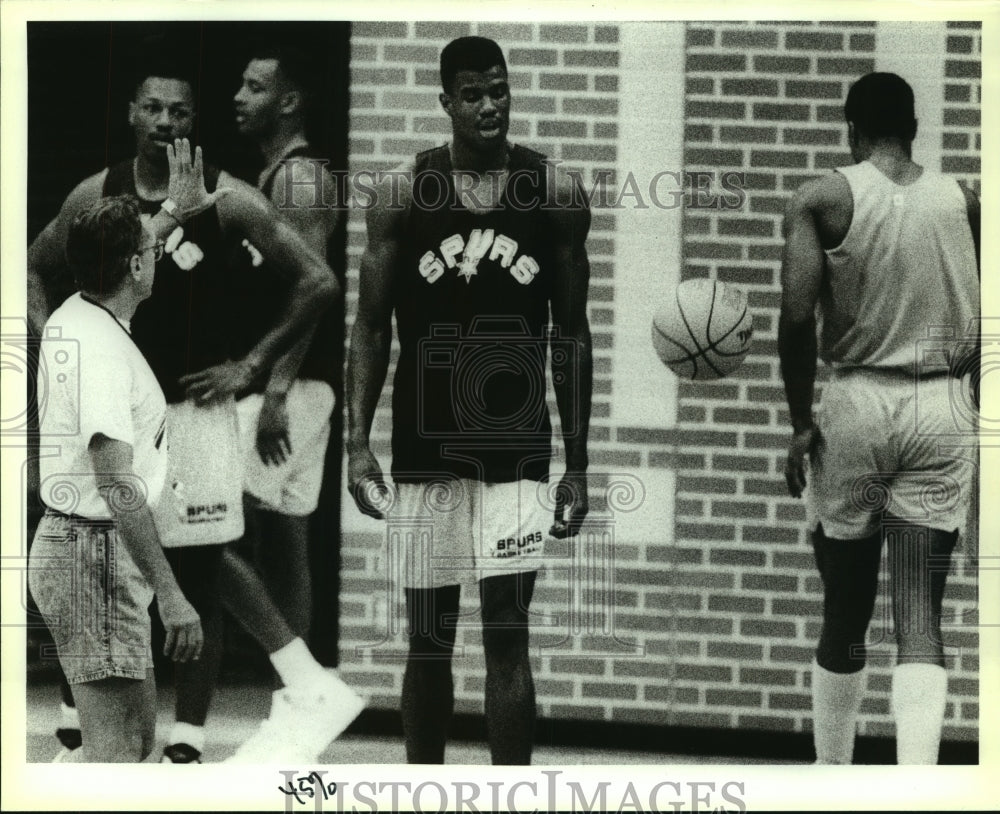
238, 380, 331, 645
164, 544, 226, 763
255, 509, 312, 640
72, 669, 158, 762
218, 545, 363, 763
887, 520, 959, 764
806, 373, 891, 764
810, 524, 883, 764
480, 570, 537, 765
401, 584, 461, 763
51, 677, 81, 761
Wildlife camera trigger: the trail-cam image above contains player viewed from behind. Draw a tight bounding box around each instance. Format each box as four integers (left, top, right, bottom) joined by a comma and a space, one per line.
346, 36, 593, 765
779, 72, 980, 765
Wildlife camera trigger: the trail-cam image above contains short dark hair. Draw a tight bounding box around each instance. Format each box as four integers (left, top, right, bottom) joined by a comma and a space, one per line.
844, 72, 916, 142
440, 36, 507, 93
65, 196, 143, 295
131, 36, 198, 99
248, 41, 321, 110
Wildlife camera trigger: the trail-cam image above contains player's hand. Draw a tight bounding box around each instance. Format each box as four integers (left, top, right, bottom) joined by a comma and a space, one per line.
166, 138, 231, 219
784, 425, 821, 499
157, 591, 203, 662
550, 470, 588, 538
348, 448, 389, 520
257, 392, 291, 466
179, 359, 257, 405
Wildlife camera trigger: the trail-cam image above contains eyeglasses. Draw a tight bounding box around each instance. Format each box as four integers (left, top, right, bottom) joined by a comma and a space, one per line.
137, 241, 165, 262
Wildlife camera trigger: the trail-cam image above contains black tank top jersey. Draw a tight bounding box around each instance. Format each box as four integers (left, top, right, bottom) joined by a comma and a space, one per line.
391, 144, 556, 484
229, 146, 337, 392
103, 160, 232, 403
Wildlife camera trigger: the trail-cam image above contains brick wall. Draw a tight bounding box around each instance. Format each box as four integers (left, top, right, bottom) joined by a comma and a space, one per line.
942, 22, 981, 193
341, 21, 626, 719
338, 21, 979, 745
677, 20, 978, 742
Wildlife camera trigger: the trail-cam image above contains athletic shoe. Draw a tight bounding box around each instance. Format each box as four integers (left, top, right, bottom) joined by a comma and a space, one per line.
52, 726, 82, 762
161, 742, 203, 763
55, 726, 82, 750
224, 671, 365, 764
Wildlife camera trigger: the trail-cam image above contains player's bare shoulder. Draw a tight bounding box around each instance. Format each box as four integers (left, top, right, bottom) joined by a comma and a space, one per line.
785, 170, 852, 249
545, 159, 591, 237
364, 158, 415, 240
61, 170, 109, 221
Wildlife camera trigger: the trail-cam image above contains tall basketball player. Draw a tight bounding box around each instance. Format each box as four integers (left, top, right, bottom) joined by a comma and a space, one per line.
779, 72, 980, 765
347, 36, 593, 765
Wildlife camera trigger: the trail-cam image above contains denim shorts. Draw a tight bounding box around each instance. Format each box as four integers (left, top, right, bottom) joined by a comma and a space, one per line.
29, 509, 154, 684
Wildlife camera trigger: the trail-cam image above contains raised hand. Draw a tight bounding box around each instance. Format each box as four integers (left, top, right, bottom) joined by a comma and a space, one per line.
166, 137, 231, 219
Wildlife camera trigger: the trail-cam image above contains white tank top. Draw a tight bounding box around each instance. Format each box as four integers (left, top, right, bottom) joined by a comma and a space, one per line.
819, 160, 979, 373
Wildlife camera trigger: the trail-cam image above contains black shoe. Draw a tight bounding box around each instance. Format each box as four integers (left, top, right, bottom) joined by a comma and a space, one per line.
55, 727, 82, 750
161, 742, 202, 763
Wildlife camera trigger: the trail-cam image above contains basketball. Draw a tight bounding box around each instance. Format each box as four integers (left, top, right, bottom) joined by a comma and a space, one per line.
652, 279, 754, 380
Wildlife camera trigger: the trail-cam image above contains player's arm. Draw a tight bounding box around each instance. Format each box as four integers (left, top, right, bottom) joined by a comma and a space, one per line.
345, 170, 408, 519
89, 434, 202, 662
548, 170, 593, 537
253, 161, 341, 465
959, 184, 981, 408
261, 160, 340, 399
778, 180, 826, 498
28, 140, 227, 336
181, 173, 338, 403
960, 184, 980, 274
27, 173, 104, 336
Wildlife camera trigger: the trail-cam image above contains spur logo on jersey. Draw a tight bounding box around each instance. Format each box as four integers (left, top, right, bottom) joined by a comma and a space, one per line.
418, 228, 540, 286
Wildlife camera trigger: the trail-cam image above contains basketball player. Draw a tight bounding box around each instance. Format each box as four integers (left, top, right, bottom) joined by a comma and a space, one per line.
215, 46, 364, 761
27, 52, 359, 764
230, 42, 340, 654
347, 36, 592, 765
779, 72, 979, 764
29, 146, 212, 760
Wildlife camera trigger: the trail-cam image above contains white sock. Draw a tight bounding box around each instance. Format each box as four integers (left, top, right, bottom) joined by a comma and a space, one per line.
812, 660, 865, 764
168, 722, 205, 752
891, 663, 948, 765
60, 701, 80, 729
269, 637, 329, 690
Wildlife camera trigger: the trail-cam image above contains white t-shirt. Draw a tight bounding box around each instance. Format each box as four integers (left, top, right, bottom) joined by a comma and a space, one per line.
39, 293, 167, 519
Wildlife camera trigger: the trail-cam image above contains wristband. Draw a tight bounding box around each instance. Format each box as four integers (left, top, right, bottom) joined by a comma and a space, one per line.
160, 198, 183, 226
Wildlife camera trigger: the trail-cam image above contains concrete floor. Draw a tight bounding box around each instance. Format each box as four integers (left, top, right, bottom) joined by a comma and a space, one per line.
25, 678, 800, 765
